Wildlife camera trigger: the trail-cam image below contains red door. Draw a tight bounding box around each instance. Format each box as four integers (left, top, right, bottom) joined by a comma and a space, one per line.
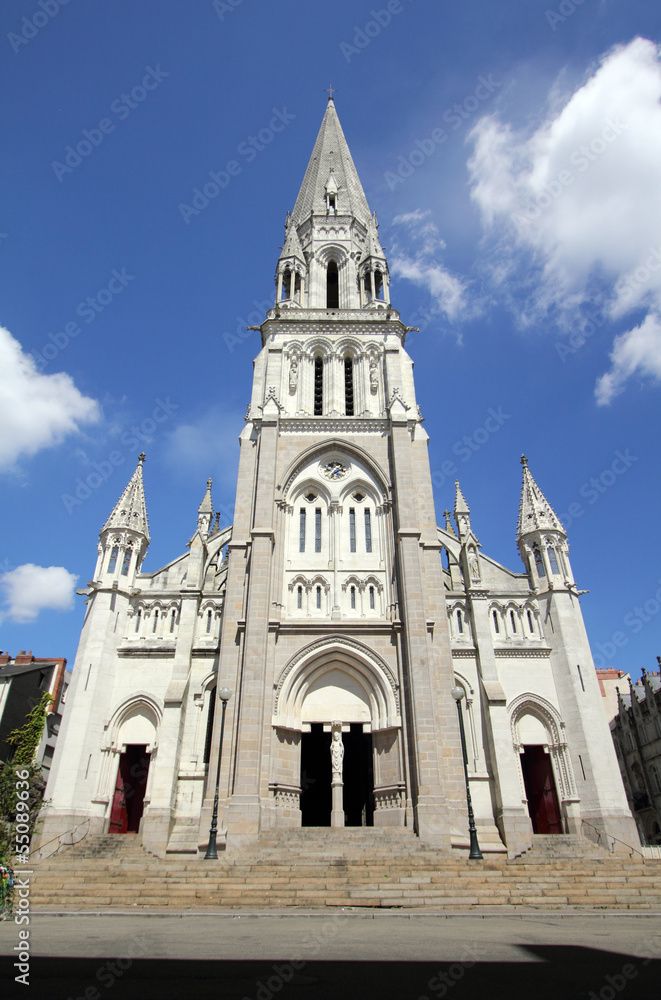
108, 745, 150, 834
521, 745, 563, 835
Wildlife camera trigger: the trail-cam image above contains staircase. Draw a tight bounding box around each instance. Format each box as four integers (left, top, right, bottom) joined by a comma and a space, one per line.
29, 830, 661, 912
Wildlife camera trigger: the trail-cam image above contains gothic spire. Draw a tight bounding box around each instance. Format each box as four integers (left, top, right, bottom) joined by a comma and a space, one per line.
454, 481, 472, 539
102, 453, 150, 540
196, 477, 214, 540
290, 98, 372, 228
279, 217, 306, 265
198, 478, 214, 514
517, 455, 565, 537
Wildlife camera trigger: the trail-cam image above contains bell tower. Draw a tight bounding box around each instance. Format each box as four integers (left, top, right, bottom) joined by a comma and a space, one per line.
206, 97, 466, 849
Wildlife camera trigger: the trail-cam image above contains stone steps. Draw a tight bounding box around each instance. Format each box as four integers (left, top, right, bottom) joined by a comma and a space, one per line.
29, 833, 661, 911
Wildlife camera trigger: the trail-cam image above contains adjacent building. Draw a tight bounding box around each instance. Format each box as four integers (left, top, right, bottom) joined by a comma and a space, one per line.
610, 667, 661, 846
0, 650, 70, 776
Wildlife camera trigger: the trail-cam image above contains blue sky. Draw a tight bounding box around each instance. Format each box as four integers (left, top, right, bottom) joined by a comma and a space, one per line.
1, 0, 661, 681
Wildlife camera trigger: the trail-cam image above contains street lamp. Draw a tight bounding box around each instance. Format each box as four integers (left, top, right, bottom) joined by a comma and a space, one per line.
204, 686, 232, 860
451, 684, 483, 860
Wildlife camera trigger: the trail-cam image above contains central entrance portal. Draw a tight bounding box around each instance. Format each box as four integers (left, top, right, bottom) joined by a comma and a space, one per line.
300, 723, 373, 826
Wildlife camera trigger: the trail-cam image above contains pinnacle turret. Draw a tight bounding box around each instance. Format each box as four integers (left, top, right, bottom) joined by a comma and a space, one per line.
517, 455, 565, 537
453, 481, 472, 540
196, 477, 214, 540
102, 453, 150, 541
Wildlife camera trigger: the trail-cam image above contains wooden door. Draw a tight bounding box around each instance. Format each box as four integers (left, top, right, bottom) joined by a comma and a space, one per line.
521, 745, 562, 834
108, 745, 150, 834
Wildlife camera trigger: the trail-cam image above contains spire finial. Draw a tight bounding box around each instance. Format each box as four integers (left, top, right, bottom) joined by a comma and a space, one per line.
325, 85, 336, 102
139, 452, 146, 464
521, 454, 528, 467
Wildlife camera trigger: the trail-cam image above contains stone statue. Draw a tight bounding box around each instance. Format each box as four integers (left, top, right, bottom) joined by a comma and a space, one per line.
468, 549, 480, 582
289, 359, 298, 392
369, 357, 379, 393
330, 729, 344, 778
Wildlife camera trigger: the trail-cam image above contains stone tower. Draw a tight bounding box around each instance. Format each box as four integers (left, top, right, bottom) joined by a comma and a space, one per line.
212, 95, 467, 848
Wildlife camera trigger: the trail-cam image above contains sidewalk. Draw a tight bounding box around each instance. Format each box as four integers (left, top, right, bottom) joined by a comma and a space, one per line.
2, 911, 660, 998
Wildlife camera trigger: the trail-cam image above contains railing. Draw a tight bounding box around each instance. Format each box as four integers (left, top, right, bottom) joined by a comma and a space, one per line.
581, 819, 645, 859
30, 817, 92, 861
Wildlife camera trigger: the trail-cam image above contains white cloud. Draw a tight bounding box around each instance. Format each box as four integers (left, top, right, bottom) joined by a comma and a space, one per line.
0, 326, 100, 470
466, 37, 661, 400
390, 210, 470, 322
595, 312, 661, 405
0, 564, 78, 624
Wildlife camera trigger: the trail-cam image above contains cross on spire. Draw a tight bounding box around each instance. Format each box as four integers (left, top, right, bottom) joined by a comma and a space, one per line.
325, 85, 337, 102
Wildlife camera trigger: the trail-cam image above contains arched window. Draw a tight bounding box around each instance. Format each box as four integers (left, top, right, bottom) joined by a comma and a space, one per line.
135, 609, 141, 634
314, 356, 323, 415
349, 508, 356, 552
493, 610, 500, 633
315, 508, 322, 553
121, 547, 132, 576
527, 610, 534, 634
344, 356, 354, 415
547, 547, 560, 574
374, 270, 383, 300
350, 586, 356, 610
206, 610, 212, 634
108, 546, 119, 573
510, 610, 517, 633
326, 260, 339, 308
369, 586, 375, 610
170, 610, 176, 633
297, 586, 303, 610
153, 609, 159, 633
316, 586, 321, 610
281, 269, 291, 300
533, 546, 546, 577
299, 508, 306, 552
364, 509, 372, 553
456, 609, 463, 634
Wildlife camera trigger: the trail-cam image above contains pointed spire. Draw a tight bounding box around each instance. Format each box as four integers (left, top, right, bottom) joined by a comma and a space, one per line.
279, 216, 306, 265
291, 100, 372, 228
102, 453, 150, 540
195, 477, 214, 541
364, 216, 386, 260
454, 481, 472, 540
517, 455, 565, 537
443, 510, 456, 537
198, 478, 214, 514
454, 481, 470, 516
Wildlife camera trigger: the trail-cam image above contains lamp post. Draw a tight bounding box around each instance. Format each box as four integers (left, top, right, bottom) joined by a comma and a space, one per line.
451, 685, 483, 860
204, 686, 232, 860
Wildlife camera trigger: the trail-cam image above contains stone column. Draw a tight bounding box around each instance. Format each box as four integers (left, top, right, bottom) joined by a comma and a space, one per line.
330, 722, 345, 827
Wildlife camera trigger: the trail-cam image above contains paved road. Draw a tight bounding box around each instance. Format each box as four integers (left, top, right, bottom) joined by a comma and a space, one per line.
2, 911, 660, 999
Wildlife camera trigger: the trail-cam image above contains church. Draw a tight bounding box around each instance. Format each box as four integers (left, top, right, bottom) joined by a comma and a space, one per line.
38, 97, 637, 859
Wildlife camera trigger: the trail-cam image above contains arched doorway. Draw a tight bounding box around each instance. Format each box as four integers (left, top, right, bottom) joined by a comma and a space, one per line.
299, 668, 374, 827
105, 699, 158, 835
513, 707, 564, 835
272, 639, 402, 828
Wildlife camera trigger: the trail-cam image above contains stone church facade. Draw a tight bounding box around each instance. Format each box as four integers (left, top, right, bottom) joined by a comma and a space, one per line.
39, 99, 637, 858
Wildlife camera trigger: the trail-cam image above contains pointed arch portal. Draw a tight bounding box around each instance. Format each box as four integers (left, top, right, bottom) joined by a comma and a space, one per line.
273, 638, 400, 827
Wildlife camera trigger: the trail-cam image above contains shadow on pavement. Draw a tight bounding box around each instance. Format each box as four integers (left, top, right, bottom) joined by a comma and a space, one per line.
2, 946, 659, 999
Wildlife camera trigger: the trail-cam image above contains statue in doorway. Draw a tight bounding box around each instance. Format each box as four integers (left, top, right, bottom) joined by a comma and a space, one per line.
330, 728, 344, 779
